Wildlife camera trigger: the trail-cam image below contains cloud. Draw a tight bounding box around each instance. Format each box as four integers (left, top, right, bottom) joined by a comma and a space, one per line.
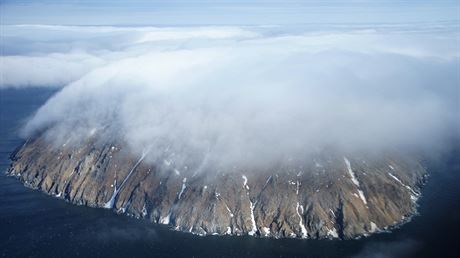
0, 25, 257, 88
3, 24, 458, 173
0, 52, 106, 88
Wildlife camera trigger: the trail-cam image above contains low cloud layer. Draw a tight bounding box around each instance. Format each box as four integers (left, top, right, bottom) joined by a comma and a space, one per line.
2, 24, 459, 171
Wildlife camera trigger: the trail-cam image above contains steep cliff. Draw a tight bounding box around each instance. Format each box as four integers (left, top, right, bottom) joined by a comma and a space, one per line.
8, 134, 426, 239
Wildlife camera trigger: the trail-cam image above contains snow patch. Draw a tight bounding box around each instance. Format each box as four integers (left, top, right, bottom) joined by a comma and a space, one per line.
296, 202, 308, 238
160, 213, 171, 224
104, 180, 117, 209
224, 203, 234, 218
327, 228, 339, 238
178, 177, 187, 200
344, 157, 360, 186
344, 157, 368, 206
242, 175, 249, 190
296, 180, 300, 195
104, 150, 148, 209
370, 222, 379, 232
118, 207, 126, 214
142, 204, 148, 217
261, 227, 270, 236
388, 172, 402, 184
263, 175, 272, 189
248, 200, 257, 236
329, 209, 335, 217
357, 190, 368, 205
388, 172, 420, 202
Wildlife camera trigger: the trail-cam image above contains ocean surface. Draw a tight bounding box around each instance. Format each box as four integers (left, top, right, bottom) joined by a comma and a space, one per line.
0, 88, 458, 258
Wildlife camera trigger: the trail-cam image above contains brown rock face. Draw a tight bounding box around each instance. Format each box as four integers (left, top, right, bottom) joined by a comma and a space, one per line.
8, 135, 426, 239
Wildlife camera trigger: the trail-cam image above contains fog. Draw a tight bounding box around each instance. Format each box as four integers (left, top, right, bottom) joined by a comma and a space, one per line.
2, 24, 459, 171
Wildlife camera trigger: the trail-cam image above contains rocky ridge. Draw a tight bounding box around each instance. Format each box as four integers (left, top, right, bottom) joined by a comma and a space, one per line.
8, 135, 427, 239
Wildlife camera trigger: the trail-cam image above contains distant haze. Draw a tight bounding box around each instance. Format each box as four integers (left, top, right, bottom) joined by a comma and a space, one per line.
1, 24, 459, 171
1, 0, 458, 25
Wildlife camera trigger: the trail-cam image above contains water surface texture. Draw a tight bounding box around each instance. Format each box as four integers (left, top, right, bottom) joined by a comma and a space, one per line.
0, 88, 459, 258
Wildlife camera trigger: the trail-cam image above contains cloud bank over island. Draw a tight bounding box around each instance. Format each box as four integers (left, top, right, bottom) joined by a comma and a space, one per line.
2, 24, 459, 171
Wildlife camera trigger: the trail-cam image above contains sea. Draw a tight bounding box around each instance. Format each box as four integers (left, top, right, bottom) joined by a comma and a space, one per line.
0, 88, 458, 258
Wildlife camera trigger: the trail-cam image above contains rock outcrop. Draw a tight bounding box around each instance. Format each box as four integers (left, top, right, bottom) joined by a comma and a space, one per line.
7, 134, 427, 239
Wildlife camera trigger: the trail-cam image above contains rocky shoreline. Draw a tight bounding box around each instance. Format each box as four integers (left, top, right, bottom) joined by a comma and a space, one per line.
7, 135, 427, 239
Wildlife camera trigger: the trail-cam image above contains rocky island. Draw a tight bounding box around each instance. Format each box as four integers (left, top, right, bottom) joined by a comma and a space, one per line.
8, 132, 426, 239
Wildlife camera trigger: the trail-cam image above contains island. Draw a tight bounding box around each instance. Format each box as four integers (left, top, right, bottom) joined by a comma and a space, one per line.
7, 131, 427, 239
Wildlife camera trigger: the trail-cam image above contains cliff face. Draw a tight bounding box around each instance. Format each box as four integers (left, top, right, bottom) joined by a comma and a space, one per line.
8, 135, 426, 239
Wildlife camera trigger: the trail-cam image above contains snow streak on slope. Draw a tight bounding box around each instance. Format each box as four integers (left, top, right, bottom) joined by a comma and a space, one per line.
344, 157, 368, 205
296, 202, 308, 238
104, 150, 148, 208
388, 172, 420, 202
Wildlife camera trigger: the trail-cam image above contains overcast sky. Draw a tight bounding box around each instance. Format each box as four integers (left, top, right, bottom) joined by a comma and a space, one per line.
1, 0, 459, 25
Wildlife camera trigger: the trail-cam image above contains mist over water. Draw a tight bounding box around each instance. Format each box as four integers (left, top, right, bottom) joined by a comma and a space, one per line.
2, 24, 459, 172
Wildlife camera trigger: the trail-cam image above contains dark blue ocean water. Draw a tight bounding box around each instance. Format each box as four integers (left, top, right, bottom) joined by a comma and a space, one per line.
0, 88, 459, 258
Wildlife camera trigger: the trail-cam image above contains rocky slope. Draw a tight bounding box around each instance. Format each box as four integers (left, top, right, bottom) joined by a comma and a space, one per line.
7, 134, 427, 239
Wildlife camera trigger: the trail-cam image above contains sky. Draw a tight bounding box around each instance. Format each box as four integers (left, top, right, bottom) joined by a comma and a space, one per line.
1, 0, 459, 25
